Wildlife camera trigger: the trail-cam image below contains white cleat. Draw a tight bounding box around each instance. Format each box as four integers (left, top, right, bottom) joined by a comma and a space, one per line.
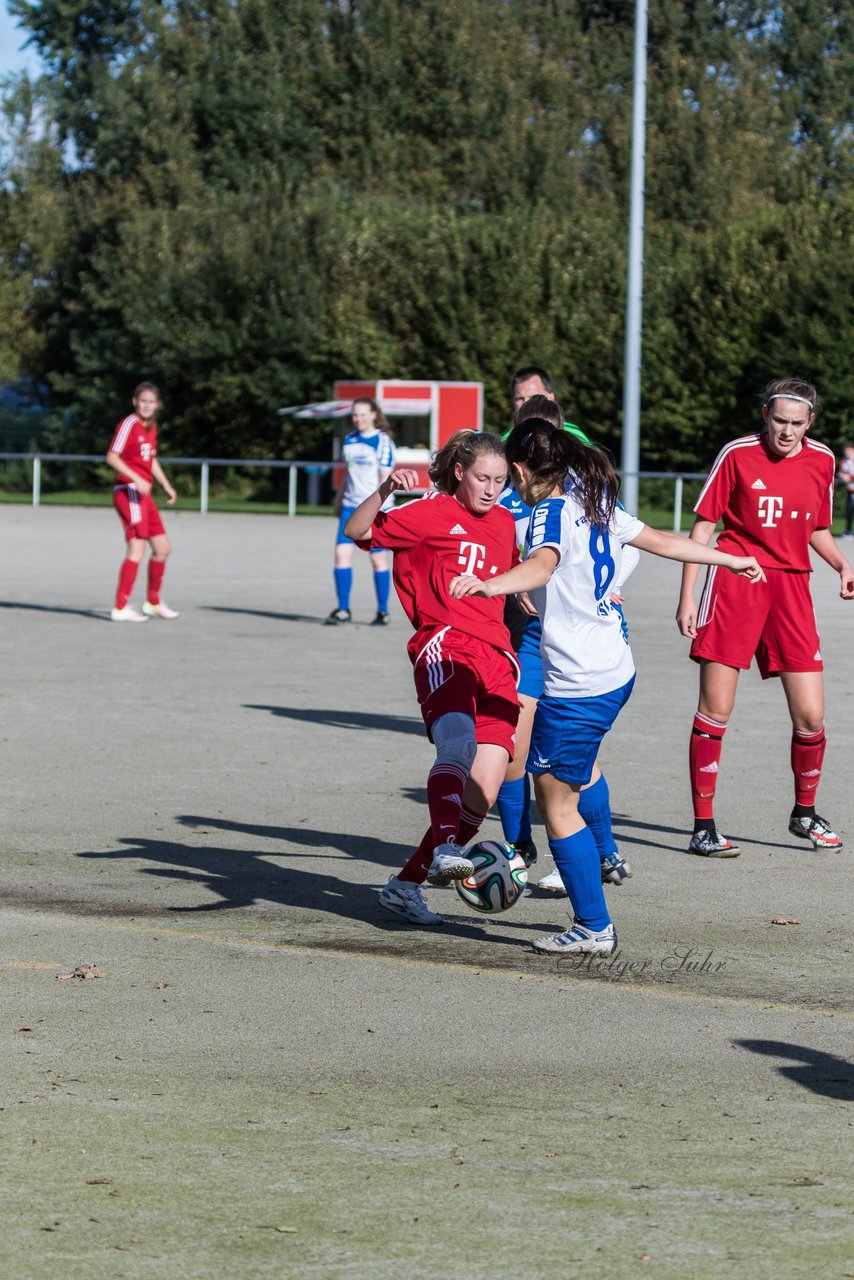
143, 600, 180, 619
378, 876, 443, 925
533, 920, 617, 956
110, 605, 148, 622
426, 843, 475, 886
536, 862, 567, 894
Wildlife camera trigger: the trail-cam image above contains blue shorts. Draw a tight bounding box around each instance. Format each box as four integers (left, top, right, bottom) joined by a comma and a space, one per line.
337, 507, 384, 552
516, 617, 544, 700
527, 677, 636, 786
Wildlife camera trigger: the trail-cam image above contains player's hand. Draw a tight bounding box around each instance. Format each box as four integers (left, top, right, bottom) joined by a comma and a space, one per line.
517, 590, 538, 616
449, 573, 491, 599
729, 556, 766, 583
609, 591, 625, 605
675, 599, 697, 638
384, 468, 421, 496
838, 564, 854, 599
165, 487, 177, 506
135, 477, 152, 497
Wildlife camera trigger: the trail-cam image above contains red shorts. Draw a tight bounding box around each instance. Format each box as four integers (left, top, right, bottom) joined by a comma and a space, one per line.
691, 566, 821, 679
410, 626, 520, 758
113, 485, 166, 541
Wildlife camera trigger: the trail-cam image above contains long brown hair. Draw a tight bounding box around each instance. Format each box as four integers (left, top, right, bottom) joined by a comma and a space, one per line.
505, 419, 620, 527
429, 430, 507, 495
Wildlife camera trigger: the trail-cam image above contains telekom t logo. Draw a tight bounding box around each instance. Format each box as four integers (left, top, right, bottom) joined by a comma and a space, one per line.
757, 495, 784, 527
458, 541, 486, 574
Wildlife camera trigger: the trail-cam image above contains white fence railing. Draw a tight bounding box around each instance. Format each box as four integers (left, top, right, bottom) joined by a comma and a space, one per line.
0, 452, 708, 530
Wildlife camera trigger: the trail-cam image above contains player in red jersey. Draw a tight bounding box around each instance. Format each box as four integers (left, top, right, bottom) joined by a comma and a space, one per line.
106, 383, 179, 622
344, 430, 520, 925
677, 377, 854, 856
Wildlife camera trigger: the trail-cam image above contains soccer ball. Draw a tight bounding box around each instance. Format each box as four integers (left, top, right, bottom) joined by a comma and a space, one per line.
454, 840, 528, 914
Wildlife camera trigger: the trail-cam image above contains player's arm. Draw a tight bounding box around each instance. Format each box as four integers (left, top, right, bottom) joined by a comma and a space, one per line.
450, 546, 560, 600
672, 518, 717, 638
809, 528, 854, 599
343, 468, 421, 542
106, 449, 152, 497
629, 523, 763, 580
151, 458, 177, 506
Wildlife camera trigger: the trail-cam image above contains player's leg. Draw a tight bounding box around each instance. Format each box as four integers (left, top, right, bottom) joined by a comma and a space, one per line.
761, 572, 838, 848
687, 660, 741, 855
143, 525, 179, 619
326, 512, 355, 624
497, 693, 537, 856
781, 670, 840, 849
576, 765, 632, 885
530, 772, 615, 955
368, 547, 392, 625
111, 487, 148, 620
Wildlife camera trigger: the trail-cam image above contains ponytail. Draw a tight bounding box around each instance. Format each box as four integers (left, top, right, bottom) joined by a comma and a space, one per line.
505, 420, 620, 527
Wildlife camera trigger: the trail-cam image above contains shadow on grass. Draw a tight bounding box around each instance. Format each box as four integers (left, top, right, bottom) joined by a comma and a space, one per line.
735, 1040, 854, 1101
245, 704, 423, 736
73, 818, 539, 945
0, 599, 107, 621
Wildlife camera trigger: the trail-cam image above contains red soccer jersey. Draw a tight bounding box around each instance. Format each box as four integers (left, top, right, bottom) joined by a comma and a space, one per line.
694, 434, 834, 571
371, 492, 519, 652
109, 414, 158, 483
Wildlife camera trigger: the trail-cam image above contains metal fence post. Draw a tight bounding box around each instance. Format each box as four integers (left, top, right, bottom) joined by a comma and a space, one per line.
288, 463, 297, 517
673, 475, 683, 532
32, 456, 41, 507
200, 462, 209, 514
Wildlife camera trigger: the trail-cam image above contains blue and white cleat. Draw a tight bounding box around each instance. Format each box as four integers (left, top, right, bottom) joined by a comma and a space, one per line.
532, 920, 617, 956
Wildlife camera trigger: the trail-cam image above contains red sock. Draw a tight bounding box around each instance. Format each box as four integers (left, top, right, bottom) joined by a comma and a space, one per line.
689, 712, 727, 822
398, 829, 433, 884
115, 558, 139, 610
426, 762, 467, 846
457, 805, 486, 847
791, 725, 826, 806
147, 559, 166, 605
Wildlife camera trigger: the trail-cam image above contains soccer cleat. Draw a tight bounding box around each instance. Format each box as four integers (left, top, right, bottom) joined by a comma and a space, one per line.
324, 608, 352, 626
601, 851, 632, 885
371, 610, 390, 626
378, 876, 443, 925
509, 838, 538, 868
110, 605, 148, 623
532, 920, 618, 956
788, 811, 842, 850
536, 861, 567, 894
688, 829, 740, 857
143, 600, 179, 619
426, 843, 475, 885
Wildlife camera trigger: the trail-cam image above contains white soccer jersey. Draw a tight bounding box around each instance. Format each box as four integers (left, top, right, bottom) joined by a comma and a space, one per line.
342, 430, 396, 508
525, 490, 644, 697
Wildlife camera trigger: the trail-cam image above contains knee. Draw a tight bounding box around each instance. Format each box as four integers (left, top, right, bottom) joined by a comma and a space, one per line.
432, 713, 477, 772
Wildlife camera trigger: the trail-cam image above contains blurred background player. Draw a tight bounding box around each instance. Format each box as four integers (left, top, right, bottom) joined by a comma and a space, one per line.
344, 431, 519, 927
497, 367, 639, 893
676, 377, 854, 856
451, 420, 764, 955
106, 382, 178, 622
325, 397, 395, 625
836, 441, 854, 538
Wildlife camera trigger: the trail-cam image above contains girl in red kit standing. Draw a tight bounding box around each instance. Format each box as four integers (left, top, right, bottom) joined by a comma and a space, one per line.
106, 382, 179, 622
344, 431, 519, 925
677, 377, 854, 856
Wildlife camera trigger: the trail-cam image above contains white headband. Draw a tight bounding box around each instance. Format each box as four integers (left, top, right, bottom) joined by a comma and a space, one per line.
767, 393, 814, 410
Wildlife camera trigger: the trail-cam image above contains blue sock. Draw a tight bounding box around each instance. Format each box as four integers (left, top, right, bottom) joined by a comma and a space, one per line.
578, 774, 615, 863
374, 568, 391, 613
549, 827, 611, 931
496, 775, 531, 845
334, 567, 352, 611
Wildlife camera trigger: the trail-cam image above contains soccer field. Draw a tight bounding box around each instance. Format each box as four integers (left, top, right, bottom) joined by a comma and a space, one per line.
1, 506, 852, 1279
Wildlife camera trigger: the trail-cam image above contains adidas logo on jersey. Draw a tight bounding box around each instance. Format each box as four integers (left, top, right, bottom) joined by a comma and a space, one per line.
449, 523, 467, 535
751, 479, 767, 489
814, 650, 822, 661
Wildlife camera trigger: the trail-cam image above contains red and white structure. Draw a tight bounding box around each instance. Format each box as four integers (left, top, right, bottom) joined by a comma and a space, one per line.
285, 379, 484, 490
